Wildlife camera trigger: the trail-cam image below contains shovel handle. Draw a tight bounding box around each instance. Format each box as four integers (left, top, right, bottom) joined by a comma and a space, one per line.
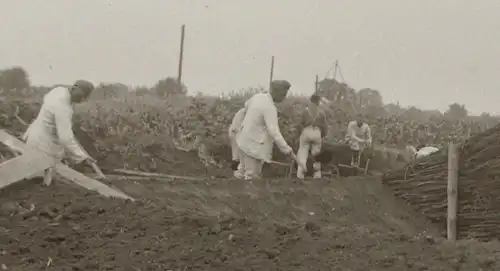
88, 161, 106, 180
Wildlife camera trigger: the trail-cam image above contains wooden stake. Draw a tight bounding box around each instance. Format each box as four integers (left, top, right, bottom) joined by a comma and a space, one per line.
269, 56, 275, 87
177, 24, 186, 92
447, 143, 459, 241
43, 167, 54, 186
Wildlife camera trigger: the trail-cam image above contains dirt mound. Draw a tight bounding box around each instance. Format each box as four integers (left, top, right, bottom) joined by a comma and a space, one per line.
1, 176, 499, 270
383, 124, 500, 241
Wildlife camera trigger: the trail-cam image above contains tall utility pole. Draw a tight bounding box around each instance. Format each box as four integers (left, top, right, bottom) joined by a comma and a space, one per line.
315, 75, 319, 93
269, 56, 275, 88
177, 24, 186, 91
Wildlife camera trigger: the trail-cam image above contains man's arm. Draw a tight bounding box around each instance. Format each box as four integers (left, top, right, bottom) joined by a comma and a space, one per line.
365, 125, 373, 146
229, 108, 246, 135
54, 105, 90, 163
263, 105, 292, 155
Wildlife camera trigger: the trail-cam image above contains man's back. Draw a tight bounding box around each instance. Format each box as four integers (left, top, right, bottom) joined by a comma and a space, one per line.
239, 93, 272, 134
301, 106, 327, 135
29, 87, 72, 142
237, 92, 288, 161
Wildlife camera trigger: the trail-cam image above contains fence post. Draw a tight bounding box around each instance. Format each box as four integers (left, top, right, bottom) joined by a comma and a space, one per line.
447, 143, 459, 241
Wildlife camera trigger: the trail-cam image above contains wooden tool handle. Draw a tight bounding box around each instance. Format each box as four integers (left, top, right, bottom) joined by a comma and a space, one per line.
89, 162, 106, 180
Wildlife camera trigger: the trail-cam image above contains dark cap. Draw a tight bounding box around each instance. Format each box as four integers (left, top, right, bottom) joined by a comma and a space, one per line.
310, 93, 321, 104
270, 80, 291, 91
73, 80, 94, 92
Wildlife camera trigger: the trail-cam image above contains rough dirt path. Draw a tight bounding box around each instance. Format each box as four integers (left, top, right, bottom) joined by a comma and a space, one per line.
0, 176, 499, 271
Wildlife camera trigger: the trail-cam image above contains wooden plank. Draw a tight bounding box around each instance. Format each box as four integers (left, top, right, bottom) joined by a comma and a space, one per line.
0, 152, 53, 190
114, 169, 205, 181
0, 130, 31, 154
0, 130, 133, 201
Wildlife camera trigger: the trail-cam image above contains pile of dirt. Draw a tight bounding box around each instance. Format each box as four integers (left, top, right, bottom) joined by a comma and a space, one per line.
1, 176, 499, 270
383, 123, 500, 241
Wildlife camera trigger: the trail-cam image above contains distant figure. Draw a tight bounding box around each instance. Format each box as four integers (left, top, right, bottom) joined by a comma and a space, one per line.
296, 94, 327, 179
228, 107, 246, 178
236, 80, 296, 179
23, 80, 96, 182
405, 144, 418, 162
345, 114, 372, 167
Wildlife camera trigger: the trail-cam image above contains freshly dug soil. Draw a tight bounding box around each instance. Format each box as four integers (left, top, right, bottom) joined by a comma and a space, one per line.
383, 123, 500, 241
1, 176, 499, 270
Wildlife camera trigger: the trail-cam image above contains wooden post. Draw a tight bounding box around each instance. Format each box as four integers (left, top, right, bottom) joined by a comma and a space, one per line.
177, 24, 186, 92
447, 143, 459, 241
315, 75, 319, 93
269, 56, 275, 88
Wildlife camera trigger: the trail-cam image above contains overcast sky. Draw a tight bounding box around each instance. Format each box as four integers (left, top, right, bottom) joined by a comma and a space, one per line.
1, 0, 499, 114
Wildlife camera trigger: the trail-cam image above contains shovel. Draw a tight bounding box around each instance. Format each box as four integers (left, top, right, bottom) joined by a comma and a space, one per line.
87, 160, 107, 180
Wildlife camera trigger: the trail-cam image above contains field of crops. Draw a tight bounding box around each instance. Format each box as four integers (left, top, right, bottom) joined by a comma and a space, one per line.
1, 87, 396, 177
1, 86, 500, 270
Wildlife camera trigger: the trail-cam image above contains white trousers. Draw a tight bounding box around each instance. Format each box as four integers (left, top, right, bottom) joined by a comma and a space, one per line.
24, 135, 61, 182
238, 149, 264, 180
297, 126, 322, 179
229, 135, 244, 178
229, 134, 240, 161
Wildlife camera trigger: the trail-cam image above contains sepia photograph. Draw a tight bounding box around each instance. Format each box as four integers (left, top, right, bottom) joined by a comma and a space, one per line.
0, 0, 499, 270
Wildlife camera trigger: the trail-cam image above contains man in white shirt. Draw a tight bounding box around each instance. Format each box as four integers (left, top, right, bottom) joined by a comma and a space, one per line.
23, 80, 96, 181
345, 114, 372, 167
236, 80, 296, 179
228, 107, 246, 178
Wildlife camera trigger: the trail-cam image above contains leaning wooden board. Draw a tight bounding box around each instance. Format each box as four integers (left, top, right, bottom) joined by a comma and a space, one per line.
0, 151, 54, 190
0, 130, 133, 201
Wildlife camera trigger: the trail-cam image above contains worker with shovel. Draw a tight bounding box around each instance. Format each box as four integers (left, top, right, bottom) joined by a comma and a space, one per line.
236, 80, 304, 179
22, 80, 97, 185
296, 94, 327, 179
346, 114, 372, 167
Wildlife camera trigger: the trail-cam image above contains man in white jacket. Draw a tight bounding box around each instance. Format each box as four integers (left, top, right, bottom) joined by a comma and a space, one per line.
345, 114, 372, 167
228, 107, 246, 178
236, 80, 295, 179
23, 80, 96, 181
